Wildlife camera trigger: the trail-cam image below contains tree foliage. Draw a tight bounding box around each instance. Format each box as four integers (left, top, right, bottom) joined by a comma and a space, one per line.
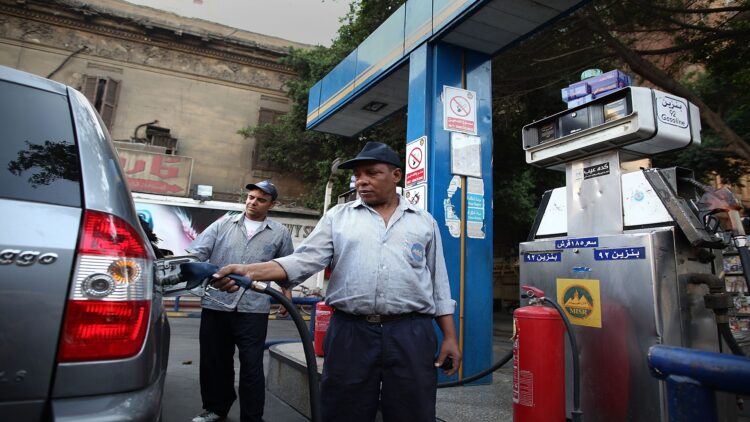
242, 0, 750, 249
239, 0, 406, 210
490, 0, 750, 247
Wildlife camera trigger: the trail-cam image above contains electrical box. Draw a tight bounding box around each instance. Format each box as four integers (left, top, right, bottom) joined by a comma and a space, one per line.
522, 87, 701, 169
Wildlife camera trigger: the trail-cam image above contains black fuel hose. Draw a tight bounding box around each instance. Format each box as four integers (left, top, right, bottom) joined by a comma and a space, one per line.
437, 350, 512, 389
250, 282, 322, 422
543, 298, 584, 422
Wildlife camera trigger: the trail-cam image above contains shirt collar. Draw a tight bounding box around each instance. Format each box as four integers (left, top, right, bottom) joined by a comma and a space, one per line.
351, 195, 416, 213
231, 212, 271, 229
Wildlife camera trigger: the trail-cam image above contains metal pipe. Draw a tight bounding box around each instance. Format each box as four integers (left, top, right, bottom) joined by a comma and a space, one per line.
733, 236, 750, 294
682, 272, 746, 356
649, 345, 750, 395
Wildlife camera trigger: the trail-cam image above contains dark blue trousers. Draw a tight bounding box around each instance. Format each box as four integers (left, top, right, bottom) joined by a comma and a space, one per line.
199, 309, 268, 422
321, 313, 438, 422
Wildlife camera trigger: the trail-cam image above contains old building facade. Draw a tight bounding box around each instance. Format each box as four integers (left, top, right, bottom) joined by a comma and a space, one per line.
0, 0, 312, 203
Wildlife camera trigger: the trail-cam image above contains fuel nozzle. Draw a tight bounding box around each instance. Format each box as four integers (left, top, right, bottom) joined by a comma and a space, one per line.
158, 262, 255, 310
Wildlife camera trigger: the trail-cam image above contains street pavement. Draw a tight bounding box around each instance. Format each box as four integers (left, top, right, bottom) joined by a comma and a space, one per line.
162, 312, 515, 422
163, 316, 310, 422
162, 311, 512, 422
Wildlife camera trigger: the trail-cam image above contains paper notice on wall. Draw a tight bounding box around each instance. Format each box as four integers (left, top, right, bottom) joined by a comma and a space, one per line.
450, 132, 482, 178
466, 177, 485, 239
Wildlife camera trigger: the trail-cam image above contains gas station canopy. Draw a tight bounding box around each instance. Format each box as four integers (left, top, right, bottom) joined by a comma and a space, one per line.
306, 0, 587, 137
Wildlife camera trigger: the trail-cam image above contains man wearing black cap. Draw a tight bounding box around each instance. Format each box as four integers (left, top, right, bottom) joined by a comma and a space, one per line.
213, 142, 461, 422
187, 180, 294, 422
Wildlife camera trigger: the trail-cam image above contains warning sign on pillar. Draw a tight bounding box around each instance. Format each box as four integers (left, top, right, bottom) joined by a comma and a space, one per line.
405, 136, 427, 186
404, 183, 427, 210
443, 86, 477, 135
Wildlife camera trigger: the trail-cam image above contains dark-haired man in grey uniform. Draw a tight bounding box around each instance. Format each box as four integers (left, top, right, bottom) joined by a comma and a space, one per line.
188, 180, 294, 422
212, 143, 460, 422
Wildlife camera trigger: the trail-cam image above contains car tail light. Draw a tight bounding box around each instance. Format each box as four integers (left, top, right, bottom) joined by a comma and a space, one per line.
58, 210, 153, 362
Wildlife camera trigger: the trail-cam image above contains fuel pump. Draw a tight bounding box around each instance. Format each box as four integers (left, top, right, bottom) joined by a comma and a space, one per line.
519, 73, 746, 421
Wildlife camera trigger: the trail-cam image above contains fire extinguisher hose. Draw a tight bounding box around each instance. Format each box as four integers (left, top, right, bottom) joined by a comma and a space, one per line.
542, 297, 584, 422
250, 282, 323, 422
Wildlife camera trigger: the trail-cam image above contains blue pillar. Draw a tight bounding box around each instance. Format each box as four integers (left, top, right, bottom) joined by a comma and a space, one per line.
407, 42, 494, 383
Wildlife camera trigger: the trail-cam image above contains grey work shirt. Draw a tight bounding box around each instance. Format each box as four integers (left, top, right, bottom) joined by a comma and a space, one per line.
187, 212, 294, 313
275, 196, 455, 316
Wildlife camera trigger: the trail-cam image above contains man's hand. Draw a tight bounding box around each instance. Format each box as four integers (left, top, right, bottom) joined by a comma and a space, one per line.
212, 261, 290, 293
277, 288, 293, 317
434, 314, 461, 376
434, 336, 461, 377
212, 264, 252, 293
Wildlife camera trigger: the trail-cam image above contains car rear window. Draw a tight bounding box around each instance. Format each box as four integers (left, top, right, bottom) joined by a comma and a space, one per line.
0, 80, 81, 207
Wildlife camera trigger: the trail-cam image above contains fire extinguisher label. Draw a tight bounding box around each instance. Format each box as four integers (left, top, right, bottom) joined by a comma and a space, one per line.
512, 334, 534, 407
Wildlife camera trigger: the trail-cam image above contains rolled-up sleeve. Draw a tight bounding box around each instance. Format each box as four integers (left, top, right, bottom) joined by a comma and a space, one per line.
274, 212, 334, 286
428, 218, 455, 316
185, 220, 220, 261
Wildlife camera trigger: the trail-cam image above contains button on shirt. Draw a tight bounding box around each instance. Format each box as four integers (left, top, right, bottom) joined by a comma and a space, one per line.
275, 196, 454, 316
187, 213, 294, 313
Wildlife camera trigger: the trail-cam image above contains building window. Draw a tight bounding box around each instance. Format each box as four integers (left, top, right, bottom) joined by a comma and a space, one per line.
80, 75, 121, 131
253, 108, 285, 171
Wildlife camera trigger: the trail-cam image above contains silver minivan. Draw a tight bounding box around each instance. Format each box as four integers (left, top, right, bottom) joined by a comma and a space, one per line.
0, 66, 170, 421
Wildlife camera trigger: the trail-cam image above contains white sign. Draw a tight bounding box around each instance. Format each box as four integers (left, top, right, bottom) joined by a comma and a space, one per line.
450, 132, 482, 177
405, 136, 427, 186
404, 183, 427, 210
443, 86, 477, 135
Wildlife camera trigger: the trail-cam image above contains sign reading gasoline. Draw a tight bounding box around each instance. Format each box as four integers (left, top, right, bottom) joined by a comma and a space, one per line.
556, 278, 602, 328
405, 136, 427, 186
443, 86, 478, 135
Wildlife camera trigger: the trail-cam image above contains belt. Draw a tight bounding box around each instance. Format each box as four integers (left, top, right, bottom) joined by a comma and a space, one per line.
334, 311, 426, 324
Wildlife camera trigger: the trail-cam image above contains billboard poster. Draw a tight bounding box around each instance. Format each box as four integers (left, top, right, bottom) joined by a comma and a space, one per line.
134, 200, 318, 256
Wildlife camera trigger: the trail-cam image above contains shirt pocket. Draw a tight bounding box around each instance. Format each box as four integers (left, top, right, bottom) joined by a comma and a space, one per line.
403, 231, 429, 269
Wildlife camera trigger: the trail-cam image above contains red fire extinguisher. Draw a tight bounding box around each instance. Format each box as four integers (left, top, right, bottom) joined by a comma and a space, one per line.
314, 302, 334, 357
513, 285, 565, 422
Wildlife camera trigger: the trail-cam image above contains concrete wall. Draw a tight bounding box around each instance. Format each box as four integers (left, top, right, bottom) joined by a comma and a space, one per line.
0, 0, 311, 202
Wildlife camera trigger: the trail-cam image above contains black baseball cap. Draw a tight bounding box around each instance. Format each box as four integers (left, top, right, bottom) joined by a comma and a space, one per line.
338, 141, 402, 169
245, 180, 278, 201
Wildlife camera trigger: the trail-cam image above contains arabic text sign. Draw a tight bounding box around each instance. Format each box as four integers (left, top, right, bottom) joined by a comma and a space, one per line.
405, 137, 427, 186
555, 237, 599, 249
656, 94, 689, 128
583, 162, 610, 180
118, 149, 193, 196
524, 252, 562, 263
443, 86, 477, 135
594, 247, 646, 261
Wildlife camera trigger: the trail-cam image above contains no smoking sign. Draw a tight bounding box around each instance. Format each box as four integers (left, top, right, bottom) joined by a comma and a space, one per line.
405, 136, 427, 186
443, 86, 477, 135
